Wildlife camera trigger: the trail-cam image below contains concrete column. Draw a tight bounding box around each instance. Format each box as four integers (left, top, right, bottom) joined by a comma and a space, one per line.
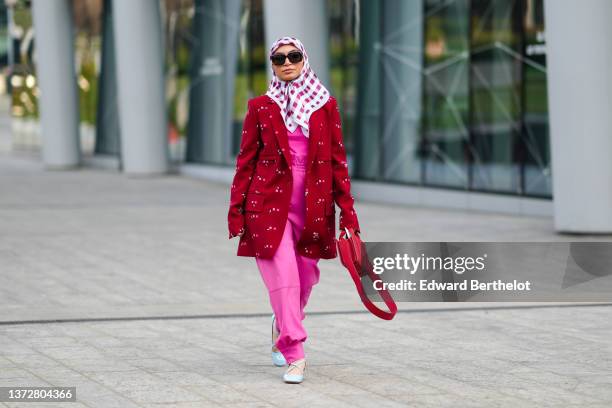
355, 0, 381, 179
262, 0, 330, 89
185, 0, 241, 165
95, 0, 121, 156
31, 0, 80, 168
381, 0, 423, 183
112, 0, 168, 174
544, 0, 612, 232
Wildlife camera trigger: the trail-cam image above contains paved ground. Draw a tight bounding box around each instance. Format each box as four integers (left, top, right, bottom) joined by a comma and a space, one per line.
1, 147, 611, 407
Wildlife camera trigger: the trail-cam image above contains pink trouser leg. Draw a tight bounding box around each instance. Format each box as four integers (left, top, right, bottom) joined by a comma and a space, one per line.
255, 165, 320, 364
297, 255, 320, 321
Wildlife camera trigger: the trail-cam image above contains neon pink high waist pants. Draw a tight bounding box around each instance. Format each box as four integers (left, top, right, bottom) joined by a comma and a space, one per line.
255, 128, 320, 364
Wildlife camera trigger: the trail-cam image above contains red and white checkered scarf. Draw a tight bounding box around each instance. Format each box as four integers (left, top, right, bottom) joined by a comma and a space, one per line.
265, 36, 330, 138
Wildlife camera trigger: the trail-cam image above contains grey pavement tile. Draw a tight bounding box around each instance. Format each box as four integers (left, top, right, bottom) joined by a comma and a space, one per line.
1, 326, 58, 339
79, 335, 127, 348
183, 383, 266, 405
143, 402, 227, 408
74, 392, 143, 408
194, 335, 257, 355
178, 359, 272, 376
117, 387, 205, 405
121, 358, 185, 373
562, 406, 612, 408
293, 374, 374, 397
5, 403, 90, 408
38, 324, 105, 339
117, 335, 200, 352
0, 368, 42, 380
1, 153, 612, 406
570, 374, 612, 402
91, 325, 164, 340
0, 376, 51, 387
2, 352, 65, 370
379, 393, 501, 408
33, 345, 108, 361
329, 393, 413, 408
0, 356, 16, 369
15, 335, 82, 349
519, 360, 610, 377
27, 366, 95, 386
202, 376, 352, 407
376, 364, 534, 404
84, 370, 203, 404
495, 383, 605, 407
61, 357, 139, 373
151, 371, 221, 387
348, 374, 444, 397
150, 345, 221, 363
93, 346, 156, 359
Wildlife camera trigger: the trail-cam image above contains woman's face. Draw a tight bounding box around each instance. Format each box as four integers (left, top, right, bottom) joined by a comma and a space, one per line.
271, 44, 304, 82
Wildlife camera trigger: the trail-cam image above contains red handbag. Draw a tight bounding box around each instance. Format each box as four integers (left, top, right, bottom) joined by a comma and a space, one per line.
337, 227, 397, 320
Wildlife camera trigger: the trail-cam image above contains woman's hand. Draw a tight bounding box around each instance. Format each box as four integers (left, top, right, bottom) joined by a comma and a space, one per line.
339, 227, 360, 239
229, 227, 245, 239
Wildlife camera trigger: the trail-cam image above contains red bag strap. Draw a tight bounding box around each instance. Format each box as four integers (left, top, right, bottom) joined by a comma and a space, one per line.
338, 228, 397, 320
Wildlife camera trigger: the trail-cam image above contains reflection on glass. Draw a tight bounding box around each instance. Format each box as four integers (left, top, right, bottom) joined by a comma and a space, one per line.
384, 0, 550, 197
73, 0, 102, 129
470, 0, 522, 193
163, 0, 194, 162
423, 0, 470, 188
233, 0, 265, 158
328, 0, 359, 152
10, 1, 38, 120
9, 0, 104, 153
380, 0, 423, 183
522, 0, 550, 196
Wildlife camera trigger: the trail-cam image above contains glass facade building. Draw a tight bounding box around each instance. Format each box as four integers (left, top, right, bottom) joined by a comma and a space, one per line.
11, 0, 550, 198
355, 0, 548, 197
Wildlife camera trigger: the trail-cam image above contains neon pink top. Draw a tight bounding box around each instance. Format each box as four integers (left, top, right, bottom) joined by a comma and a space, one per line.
288, 126, 309, 171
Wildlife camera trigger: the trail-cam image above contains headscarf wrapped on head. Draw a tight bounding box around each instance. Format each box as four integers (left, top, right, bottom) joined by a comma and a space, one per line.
265, 36, 330, 138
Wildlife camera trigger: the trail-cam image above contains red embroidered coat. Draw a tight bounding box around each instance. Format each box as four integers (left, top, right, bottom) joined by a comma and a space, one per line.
227, 94, 360, 259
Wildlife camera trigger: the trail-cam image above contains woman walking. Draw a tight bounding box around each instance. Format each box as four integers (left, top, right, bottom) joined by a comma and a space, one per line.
227, 36, 360, 384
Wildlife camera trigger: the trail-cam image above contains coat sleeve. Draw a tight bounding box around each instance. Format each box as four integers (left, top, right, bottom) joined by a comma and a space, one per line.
228, 99, 260, 239
329, 96, 360, 234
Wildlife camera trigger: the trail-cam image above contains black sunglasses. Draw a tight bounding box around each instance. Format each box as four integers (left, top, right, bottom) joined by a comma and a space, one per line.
270, 50, 303, 66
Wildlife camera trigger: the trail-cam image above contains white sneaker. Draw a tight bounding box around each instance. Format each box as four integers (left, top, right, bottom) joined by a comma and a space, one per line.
283, 358, 306, 384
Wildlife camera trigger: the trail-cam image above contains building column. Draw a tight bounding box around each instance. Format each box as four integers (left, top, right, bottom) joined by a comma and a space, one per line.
95, 0, 121, 156
31, 0, 80, 168
262, 0, 330, 88
355, 0, 381, 180
544, 0, 612, 232
380, 0, 423, 183
112, 0, 168, 174
185, 0, 241, 164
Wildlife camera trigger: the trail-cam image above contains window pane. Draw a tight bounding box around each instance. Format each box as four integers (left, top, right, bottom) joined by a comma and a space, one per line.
423, 0, 470, 188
